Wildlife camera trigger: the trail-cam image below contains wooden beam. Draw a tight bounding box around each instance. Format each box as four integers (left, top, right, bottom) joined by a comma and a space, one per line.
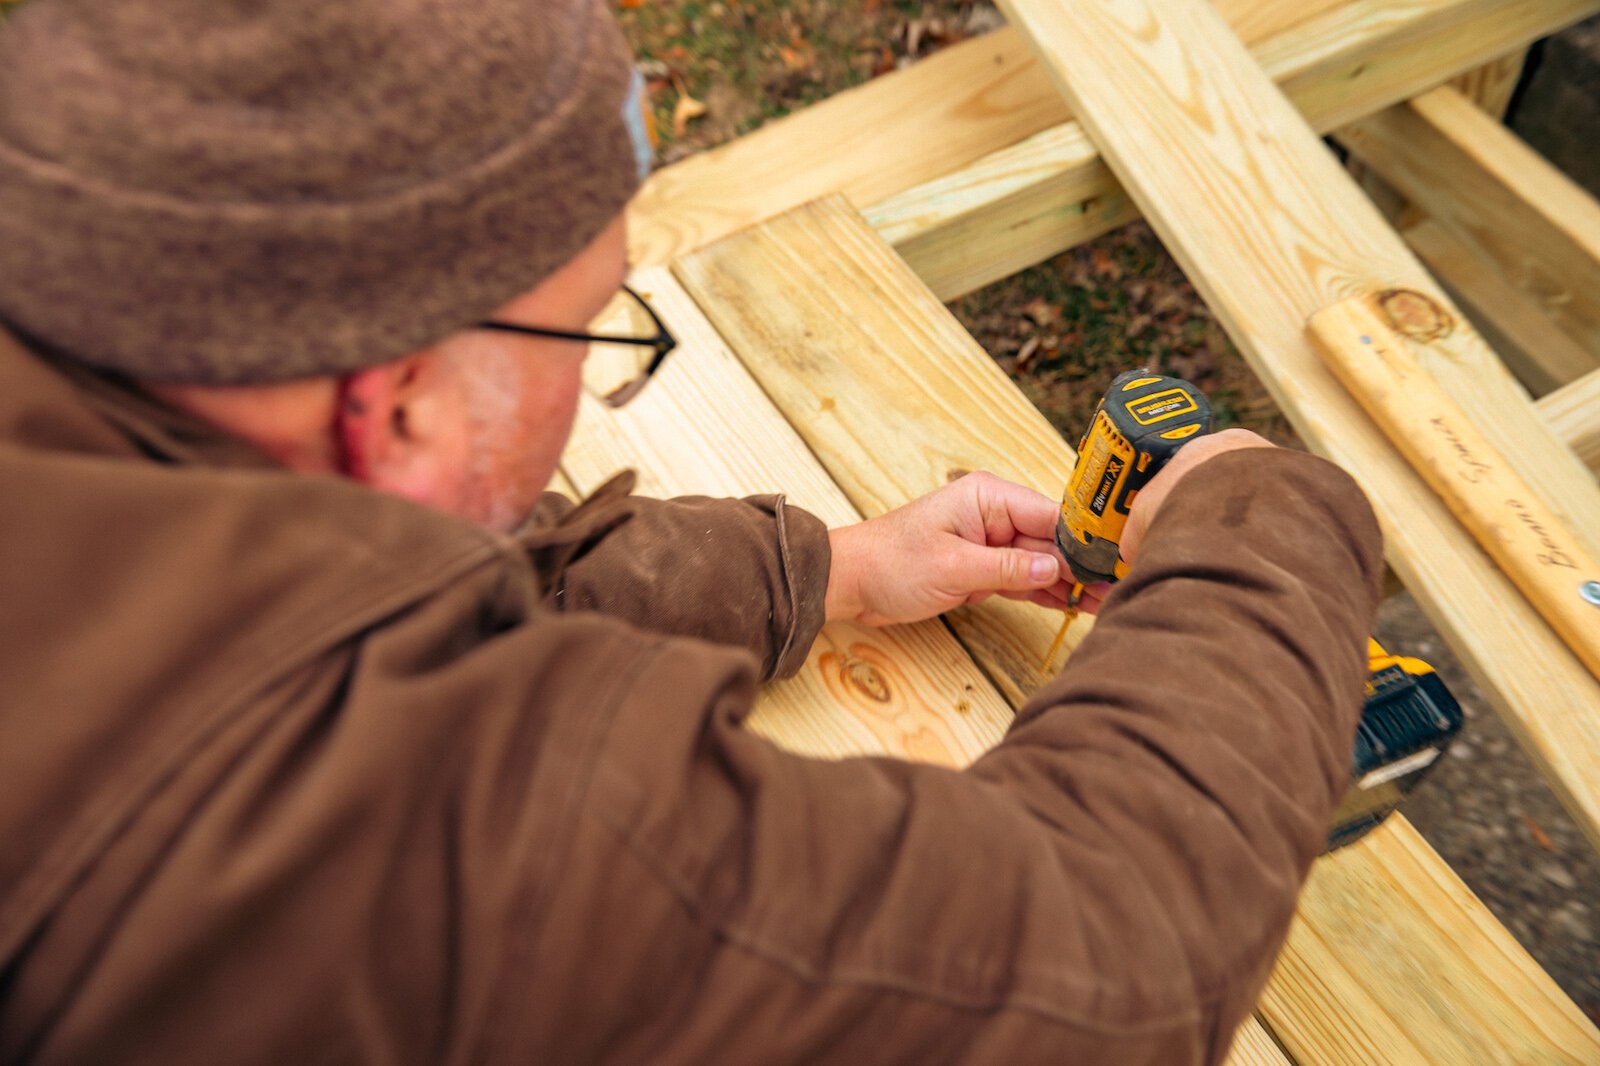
1403, 217, 1598, 396
1340, 85, 1600, 385
673, 196, 1600, 1065
632, 0, 1600, 277
1448, 48, 1529, 118
1541, 367, 1600, 474
870, 0, 1600, 300
991, 0, 1600, 845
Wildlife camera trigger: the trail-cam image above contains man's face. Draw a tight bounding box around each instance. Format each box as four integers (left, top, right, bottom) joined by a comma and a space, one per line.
417, 213, 629, 530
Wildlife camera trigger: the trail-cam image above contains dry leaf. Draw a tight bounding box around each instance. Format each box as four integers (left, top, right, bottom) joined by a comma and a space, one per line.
1523, 814, 1556, 851
780, 44, 812, 72
672, 92, 708, 137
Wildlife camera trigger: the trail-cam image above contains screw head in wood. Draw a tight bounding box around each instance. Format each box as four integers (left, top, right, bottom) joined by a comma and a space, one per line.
1582, 581, 1600, 607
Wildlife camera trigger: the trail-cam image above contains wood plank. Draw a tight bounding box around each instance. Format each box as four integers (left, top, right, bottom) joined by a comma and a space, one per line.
560, 268, 1018, 766
868, 0, 1600, 299
630, 0, 1511, 272
1541, 368, 1600, 475
993, 0, 1600, 847
560, 272, 1287, 1063
674, 196, 1600, 1065
1309, 292, 1600, 678
1341, 85, 1600, 382
1448, 48, 1528, 117
1403, 217, 1598, 396
1267, 816, 1600, 1064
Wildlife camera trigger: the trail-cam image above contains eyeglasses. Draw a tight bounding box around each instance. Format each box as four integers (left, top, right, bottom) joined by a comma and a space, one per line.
478, 284, 678, 407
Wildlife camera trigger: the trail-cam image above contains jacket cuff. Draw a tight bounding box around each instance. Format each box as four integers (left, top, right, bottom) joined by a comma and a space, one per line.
766, 495, 830, 680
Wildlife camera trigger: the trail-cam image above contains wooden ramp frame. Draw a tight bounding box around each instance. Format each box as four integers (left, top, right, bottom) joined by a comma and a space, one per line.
565, 0, 1600, 1061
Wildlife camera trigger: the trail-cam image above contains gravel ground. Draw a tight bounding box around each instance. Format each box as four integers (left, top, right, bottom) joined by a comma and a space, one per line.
1375, 594, 1600, 1025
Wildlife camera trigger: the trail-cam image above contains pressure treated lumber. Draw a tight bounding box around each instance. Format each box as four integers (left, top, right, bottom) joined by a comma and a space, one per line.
1341, 85, 1600, 383
1402, 217, 1598, 397
632, 0, 1600, 279
875, 0, 1600, 299
558, 269, 1017, 765
1448, 48, 1528, 118
1309, 292, 1600, 678
1541, 368, 1600, 474
994, 0, 1600, 851
674, 196, 1600, 1064
561, 268, 1287, 1066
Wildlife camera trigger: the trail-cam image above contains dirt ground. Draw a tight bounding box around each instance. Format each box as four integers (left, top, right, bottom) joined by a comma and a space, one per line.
616, 0, 1600, 1024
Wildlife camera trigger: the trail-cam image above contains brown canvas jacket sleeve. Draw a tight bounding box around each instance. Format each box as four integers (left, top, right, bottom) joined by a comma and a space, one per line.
519, 473, 830, 680
521, 448, 1383, 1064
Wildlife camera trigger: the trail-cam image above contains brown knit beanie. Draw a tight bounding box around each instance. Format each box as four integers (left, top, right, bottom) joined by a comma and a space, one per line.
0, 0, 642, 384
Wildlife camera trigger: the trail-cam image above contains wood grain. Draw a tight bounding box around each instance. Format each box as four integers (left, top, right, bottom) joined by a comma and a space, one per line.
674, 197, 1600, 1064
994, 0, 1600, 850
1309, 292, 1600, 678
867, 0, 1600, 300
1403, 217, 1598, 397
628, 0, 1388, 271
1341, 85, 1600, 381
564, 278, 1290, 1060
558, 268, 1017, 766
1447, 48, 1528, 118
1267, 817, 1600, 1064
1541, 368, 1600, 475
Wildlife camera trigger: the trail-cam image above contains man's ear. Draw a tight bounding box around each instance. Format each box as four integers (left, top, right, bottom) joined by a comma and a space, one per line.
335, 354, 439, 499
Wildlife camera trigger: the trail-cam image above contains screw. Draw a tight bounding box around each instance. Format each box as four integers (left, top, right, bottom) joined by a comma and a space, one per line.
1582, 581, 1600, 607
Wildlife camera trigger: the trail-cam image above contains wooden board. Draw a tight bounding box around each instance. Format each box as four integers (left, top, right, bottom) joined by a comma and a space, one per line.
1403, 217, 1599, 397
1448, 48, 1528, 118
1541, 368, 1600, 475
1309, 292, 1600, 679
560, 268, 1017, 765
673, 197, 1600, 1064
1341, 85, 1600, 383
631, 0, 1599, 277
560, 271, 1286, 1063
992, 0, 1600, 849
870, 0, 1600, 299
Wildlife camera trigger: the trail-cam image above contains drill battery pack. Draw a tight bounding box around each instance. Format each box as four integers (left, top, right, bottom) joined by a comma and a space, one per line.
1325, 640, 1465, 851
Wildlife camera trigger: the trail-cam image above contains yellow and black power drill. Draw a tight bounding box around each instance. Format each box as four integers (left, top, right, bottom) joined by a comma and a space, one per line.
1055, 370, 1463, 850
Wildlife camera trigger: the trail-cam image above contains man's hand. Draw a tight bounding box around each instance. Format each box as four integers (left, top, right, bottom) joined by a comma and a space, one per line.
1063, 429, 1278, 617
826, 472, 1073, 626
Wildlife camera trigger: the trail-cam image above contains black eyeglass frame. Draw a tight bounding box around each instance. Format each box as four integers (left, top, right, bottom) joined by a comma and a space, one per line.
477, 284, 678, 406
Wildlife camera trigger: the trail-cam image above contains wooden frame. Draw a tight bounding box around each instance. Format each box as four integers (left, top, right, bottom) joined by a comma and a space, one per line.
567, 0, 1600, 1059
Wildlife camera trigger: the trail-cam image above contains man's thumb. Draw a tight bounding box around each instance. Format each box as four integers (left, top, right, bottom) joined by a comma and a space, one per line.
970, 544, 1061, 591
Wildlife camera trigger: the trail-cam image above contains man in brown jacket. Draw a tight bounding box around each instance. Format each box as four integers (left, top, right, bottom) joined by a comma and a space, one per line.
0, 0, 1384, 1062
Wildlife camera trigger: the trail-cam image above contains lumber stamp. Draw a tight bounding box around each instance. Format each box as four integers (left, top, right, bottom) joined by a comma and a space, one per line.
991, 0, 1600, 853
674, 195, 1600, 1066
558, 269, 1287, 1063
1340, 85, 1600, 390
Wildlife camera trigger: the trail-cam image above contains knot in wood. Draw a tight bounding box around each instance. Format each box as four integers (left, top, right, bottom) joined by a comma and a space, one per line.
841, 657, 891, 702
1377, 288, 1454, 342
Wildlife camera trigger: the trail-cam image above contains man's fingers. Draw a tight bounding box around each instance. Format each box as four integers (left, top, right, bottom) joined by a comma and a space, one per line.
954, 541, 1062, 595
966, 472, 1062, 545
